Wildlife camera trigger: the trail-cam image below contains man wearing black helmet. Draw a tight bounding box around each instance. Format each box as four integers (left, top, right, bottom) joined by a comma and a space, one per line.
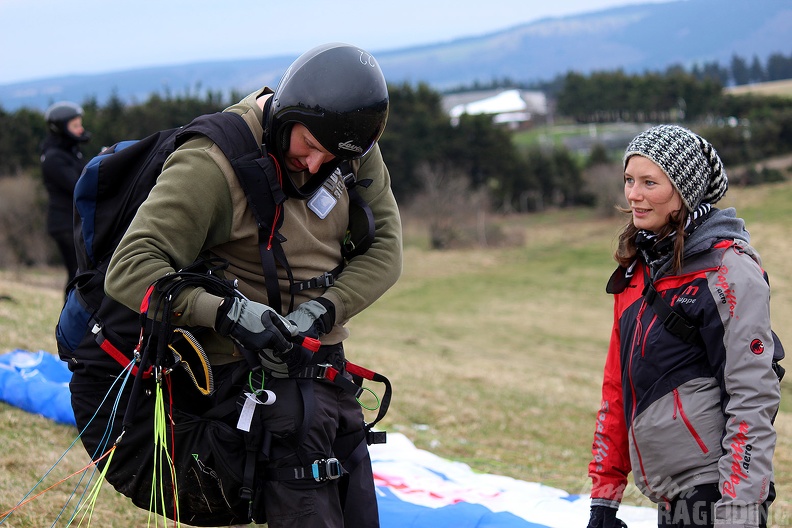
104, 43, 401, 527
40, 101, 91, 287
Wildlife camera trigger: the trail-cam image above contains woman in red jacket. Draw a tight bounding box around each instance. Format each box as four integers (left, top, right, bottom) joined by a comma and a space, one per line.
586, 125, 780, 528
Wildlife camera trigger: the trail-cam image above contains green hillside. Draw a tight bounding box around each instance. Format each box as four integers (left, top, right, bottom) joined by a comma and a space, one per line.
2, 179, 792, 525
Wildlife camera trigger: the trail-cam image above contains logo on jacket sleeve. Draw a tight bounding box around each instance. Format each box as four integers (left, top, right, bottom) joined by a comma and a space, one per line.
750, 339, 765, 355
722, 421, 752, 499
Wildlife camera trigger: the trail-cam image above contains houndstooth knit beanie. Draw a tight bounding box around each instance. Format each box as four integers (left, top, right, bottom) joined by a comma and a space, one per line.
623, 124, 728, 211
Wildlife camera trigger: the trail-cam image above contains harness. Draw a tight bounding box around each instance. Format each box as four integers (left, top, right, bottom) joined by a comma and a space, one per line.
109, 262, 392, 522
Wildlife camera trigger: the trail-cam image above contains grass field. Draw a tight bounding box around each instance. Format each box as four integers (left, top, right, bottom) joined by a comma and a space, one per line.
725, 79, 792, 98
1, 179, 792, 526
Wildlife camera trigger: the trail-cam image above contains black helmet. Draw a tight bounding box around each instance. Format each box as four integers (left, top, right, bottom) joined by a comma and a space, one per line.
45, 101, 90, 143
265, 42, 389, 199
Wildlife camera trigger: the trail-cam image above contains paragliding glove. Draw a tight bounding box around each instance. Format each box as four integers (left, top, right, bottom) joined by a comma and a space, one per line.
215, 297, 308, 377
286, 298, 336, 338
587, 505, 627, 528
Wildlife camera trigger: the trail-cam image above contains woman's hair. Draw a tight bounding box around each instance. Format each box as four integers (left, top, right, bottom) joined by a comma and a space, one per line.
614, 204, 689, 274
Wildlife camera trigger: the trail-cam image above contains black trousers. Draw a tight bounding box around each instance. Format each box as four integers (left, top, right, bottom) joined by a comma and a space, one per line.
657, 483, 775, 528
259, 375, 379, 528
50, 229, 79, 283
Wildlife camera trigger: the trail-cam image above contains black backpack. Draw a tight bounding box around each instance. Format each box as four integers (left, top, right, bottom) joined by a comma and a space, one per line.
53, 111, 383, 525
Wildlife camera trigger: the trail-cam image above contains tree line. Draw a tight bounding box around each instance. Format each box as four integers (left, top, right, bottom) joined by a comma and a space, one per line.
2, 69, 792, 217
449, 50, 792, 95
0, 83, 591, 215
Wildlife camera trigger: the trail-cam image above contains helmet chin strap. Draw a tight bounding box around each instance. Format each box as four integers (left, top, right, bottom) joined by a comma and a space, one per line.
281, 160, 341, 200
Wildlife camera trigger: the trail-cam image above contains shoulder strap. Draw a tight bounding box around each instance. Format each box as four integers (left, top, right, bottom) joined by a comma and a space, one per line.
178, 112, 291, 313
176, 112, 259, 161
339, 160, 376, 259
642, 279, 699, 344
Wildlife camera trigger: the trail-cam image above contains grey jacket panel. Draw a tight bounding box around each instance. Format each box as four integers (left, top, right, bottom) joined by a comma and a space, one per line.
710, 242, 779, 522
630, 377, 723, 500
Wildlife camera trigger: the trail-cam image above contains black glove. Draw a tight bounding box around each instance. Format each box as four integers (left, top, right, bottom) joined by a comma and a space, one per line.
286, 298, 335, 338
216, 297, 303, 377
587, 505, 627, 528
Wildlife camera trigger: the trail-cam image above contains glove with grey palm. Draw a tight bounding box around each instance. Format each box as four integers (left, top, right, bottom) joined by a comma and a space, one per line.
286, 297, 336, 339
215, 297, 307, 377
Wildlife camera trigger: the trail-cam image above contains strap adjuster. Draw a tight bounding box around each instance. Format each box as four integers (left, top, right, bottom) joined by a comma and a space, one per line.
315, 362, 333, 380
312, 458, 342, 481
663, 311, 697, 342
318, 271, 335, 288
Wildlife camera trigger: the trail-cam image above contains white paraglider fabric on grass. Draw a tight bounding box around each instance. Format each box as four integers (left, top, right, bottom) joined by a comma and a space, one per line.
371, 431, 656, 528
0, 349, 657, 526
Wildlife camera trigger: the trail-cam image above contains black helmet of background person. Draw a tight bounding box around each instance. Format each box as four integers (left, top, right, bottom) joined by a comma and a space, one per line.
45, 101, 91, 143
264, 42, 389, 199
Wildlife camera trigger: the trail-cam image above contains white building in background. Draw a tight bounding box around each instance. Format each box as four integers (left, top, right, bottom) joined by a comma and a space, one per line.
443, 89, 548, 128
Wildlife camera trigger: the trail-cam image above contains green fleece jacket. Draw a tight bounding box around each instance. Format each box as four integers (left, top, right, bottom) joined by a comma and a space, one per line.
105, 88, 403, 364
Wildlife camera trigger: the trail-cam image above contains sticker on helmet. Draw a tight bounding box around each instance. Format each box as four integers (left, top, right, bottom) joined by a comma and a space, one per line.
338, 140, 363, 154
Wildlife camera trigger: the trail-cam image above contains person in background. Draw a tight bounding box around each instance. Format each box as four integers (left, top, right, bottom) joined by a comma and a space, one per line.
585, 125, 779, 528
40, 101, 90, 286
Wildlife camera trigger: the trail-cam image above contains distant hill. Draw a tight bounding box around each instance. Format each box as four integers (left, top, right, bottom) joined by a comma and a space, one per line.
2, 0, 791, 111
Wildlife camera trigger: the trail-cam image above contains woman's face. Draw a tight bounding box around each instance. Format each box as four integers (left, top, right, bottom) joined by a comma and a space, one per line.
624, 155, 683, 232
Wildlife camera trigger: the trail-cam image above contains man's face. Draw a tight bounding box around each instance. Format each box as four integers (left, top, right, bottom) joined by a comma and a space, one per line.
284, 124, 336, 174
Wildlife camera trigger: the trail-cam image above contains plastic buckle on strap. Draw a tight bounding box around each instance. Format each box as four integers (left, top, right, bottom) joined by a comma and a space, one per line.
312, 458, 342, 481
318, 271, 335, 288
367, 430, 387, 445
664, 311, 696, 342
239, 486, 252, 501
315, 363, 333, 380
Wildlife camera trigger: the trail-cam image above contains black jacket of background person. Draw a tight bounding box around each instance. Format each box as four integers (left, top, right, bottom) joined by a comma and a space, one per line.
40, 134, 85, 235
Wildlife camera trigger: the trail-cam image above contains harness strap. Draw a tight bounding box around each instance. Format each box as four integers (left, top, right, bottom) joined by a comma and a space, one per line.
343, 179, 376, 260
642, 278, 699, 344
298, 364, 364, 398
290, 264, 344, 294
92, 322, 153, 378
293, 360, 392, 434
265, 457, 345, 482
256, 225, 287, 314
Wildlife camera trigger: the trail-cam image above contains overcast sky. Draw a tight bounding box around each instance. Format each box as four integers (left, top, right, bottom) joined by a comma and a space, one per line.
0, 0, 674, 85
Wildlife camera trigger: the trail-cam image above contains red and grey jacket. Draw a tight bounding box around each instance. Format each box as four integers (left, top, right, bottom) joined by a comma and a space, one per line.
589, 209, 780, 522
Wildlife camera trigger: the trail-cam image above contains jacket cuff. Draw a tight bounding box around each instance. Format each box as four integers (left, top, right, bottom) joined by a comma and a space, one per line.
321, 290, 345, 324
191, 290, 225, 329
591, 497, 621, 510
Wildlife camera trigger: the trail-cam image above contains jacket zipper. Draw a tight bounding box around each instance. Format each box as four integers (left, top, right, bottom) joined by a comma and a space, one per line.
673, 388, 709, 454
626, 266, 711, 504
627, 295, 667, 500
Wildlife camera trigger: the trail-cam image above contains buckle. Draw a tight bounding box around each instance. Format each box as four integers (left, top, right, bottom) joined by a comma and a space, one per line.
664, 311, 696, 342
312, 458, 342, 481
315, 363, 333, 380
367, 430, 387, 445
319, 271, 335, 288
